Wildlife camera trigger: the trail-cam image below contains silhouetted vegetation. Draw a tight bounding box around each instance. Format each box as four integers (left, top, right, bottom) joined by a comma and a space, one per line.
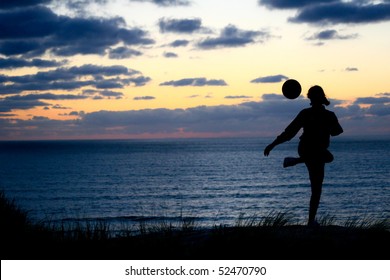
1, 191, 389, 260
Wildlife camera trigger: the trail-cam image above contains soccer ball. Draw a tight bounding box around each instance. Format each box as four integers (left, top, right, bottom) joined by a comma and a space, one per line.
282, 79, 301, 99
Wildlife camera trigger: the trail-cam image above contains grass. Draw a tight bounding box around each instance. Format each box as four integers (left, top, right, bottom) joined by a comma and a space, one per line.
1, 190, 389, 260
235, 211, 294, 227
343, 215, 390, 230
1, 190, 29, 231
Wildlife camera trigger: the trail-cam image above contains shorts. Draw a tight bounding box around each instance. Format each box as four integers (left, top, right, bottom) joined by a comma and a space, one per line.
298, 142, 334, 163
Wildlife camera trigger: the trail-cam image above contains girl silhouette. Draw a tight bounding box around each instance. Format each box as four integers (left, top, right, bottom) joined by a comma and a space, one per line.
264, 85, 343, 226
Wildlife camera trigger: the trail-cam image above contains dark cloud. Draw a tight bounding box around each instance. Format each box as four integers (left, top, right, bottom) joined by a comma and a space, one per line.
78, 99, 302, 136
108, 47, 142, 59
336, 95, 390, 127
1, 93, 389, 139
0, 113, 16, 117
290, 1, 390, 24
0, 98, 49, 112
82, 90, 124, 99
158, 18, 202, 33
251, 75, 288, 83
52, 104, 70, 110
163, 52, 178, 58
259, 0, 334, 9
123, 76, 152, 87
0, 93, 88, 112
159, 77, 228, 87
169, 39, 190, 47
225, 95, 253, 99
52, 17, 154, 56
0, 64, 150, 95
65, 64, 133, 76
0, 6, 60, 40
0, 117, 75, 140
0, 90, 126, 112
0, 41, 44, 57
0, 0, 51, 10
99, 90, 123, 99
197, 25, 269, 49
0, 6, 154, 57
0, 58, 66, 69
3, 93, 87, 101
259, 1, 390, 25
366, 104, 390, 116
133, 96, 156, 100
306, 29, 358, 40
354, 95, 390, 105
68, 111, 84, 116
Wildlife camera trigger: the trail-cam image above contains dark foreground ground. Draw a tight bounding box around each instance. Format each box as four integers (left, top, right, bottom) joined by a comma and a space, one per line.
2, 191, 389, 260
2, 224, 390, 260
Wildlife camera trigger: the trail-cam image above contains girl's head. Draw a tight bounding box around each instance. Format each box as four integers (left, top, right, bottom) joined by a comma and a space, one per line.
307, 85, 330, 106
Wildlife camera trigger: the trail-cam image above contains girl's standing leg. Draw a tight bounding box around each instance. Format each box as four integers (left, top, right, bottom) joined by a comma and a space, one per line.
305, 160, 325, 225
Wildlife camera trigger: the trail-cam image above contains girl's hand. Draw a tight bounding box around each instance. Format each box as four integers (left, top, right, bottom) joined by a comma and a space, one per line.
264, 144, 274, 156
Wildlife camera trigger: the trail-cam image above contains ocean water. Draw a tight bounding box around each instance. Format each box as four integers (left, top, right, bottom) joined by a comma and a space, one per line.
0, 137, 389, 229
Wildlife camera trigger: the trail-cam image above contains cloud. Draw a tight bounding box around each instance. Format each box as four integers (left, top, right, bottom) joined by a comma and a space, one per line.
0, 99, 50, 113
68, 111, 84, 116
1, 93, 389, 139
0, 6, 154, 57
159, 77, 228, 87
0, 92, 87, 112
66, 97, 307, 136
345, 67, 359, 72
0, 64, 151, 95
158, 18, 202, 33
259, 0, 336, 9
0, 58, 66, 69
366, 104, 390, 116
251, 74, 288, 83
290, 1, 390, 24
197, 24, 269, 49
259, 1, 390, 25
52, 104, 70, 110
0, 90, 125, 112
354, 94, 390, 105
133, 96, 156, 100
163, 52, 178, 58
0, 0, 52, 10
169, 39, 190, 47
82, 90, 124, 99
306, 29, 358, 40
0, 6, 62, 40
225, 95, 253, 99
3, 93, 87, 101
108, 47, 142, 59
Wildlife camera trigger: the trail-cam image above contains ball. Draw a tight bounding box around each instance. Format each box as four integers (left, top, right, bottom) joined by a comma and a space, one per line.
282, 79, 301, 99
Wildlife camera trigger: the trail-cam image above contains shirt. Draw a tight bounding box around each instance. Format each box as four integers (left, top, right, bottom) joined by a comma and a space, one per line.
275, 105, 343, 151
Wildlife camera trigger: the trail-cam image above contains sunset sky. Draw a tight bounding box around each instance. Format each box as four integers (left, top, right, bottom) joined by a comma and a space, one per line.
1, 0, 389, 140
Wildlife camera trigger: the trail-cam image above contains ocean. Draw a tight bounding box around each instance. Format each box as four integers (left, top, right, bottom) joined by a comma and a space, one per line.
0, 137, 389, 229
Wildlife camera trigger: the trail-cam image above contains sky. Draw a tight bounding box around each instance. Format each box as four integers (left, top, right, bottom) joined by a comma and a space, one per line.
0, 0, 389, 140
